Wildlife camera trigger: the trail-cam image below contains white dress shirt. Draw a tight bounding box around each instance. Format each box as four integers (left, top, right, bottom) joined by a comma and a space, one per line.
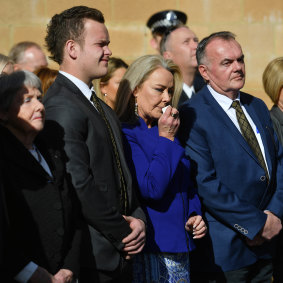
183, 83, 195, 99
60, 71, 93, 102
208, 85, 269, 176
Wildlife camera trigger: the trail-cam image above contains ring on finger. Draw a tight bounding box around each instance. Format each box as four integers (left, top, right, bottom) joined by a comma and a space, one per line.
171, 112, 178, 119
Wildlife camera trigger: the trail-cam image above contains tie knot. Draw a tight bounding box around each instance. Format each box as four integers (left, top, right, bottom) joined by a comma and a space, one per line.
231, 100, 240, 110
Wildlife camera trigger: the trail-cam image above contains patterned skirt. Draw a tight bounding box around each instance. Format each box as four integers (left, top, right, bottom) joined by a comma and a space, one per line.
132, 252, 190, 283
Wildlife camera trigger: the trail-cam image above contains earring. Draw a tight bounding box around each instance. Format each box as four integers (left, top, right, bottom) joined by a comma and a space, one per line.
135, 97, 138, 117
104, 93, 107, 97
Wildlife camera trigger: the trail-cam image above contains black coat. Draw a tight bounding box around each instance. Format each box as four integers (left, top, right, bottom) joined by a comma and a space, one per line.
178, 71, 206, 107
43, 73, 146, 273
0, 126, 82, 281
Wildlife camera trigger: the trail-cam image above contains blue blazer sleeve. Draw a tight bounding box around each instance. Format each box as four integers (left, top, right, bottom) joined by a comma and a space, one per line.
179, 100, 268, 240
123, 127, 184, 200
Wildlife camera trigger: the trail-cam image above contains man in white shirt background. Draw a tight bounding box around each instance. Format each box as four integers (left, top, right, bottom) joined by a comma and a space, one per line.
160, 25, 205, 106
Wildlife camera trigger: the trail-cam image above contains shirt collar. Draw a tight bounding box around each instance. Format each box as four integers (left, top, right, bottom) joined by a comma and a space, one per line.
183, 83, 195, 99
59, 71, 93, 100
207, 85, 240, 111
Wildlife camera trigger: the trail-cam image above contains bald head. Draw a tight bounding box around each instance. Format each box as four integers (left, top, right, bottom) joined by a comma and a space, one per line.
9, 42, 48, 72
161, 26, 198, 75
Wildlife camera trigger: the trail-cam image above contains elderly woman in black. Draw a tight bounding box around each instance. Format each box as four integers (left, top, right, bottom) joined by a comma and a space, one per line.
0, 71, 82, 283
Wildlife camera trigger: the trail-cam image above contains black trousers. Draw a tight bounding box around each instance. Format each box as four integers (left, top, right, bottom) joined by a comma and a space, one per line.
191, 259, 273, 283
80, 258, 132, 283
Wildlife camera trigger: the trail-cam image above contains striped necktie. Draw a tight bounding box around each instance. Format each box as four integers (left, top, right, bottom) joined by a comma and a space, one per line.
231, 100, 269, 183
91, 91, 128, 214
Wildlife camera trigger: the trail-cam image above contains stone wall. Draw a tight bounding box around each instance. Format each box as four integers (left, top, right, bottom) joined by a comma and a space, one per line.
1, 0, 282, 107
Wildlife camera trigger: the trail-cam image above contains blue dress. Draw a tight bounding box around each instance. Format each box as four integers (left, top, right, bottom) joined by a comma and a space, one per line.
122, 117, 201, 282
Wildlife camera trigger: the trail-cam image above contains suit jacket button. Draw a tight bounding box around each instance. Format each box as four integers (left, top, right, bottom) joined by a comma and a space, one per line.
260, 176, 266, 181
244, 230, 248, 234
234, 224, 239, 228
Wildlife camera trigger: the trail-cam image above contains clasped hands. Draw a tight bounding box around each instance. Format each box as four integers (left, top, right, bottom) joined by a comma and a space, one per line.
246, 210, 282, 247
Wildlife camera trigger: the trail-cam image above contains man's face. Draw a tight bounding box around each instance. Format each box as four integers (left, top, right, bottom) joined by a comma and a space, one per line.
165, 27, 198, 71
77, 19, 112, 83
199, 38, 245, 98
15, 46, 48, 72
150, 34, 162, 53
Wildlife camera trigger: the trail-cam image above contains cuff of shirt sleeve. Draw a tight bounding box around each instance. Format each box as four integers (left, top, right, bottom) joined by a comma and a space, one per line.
14, 261, 38, 283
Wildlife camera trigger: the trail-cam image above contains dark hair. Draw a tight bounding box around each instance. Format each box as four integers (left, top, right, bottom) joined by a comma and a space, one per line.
45, 6, 105, 64
196, 31, 236, 65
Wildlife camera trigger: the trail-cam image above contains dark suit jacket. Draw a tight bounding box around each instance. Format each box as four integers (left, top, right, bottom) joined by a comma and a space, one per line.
0, 126, 82, 281
178, 71, 206, 107
43, 73, 145, 272
179, 86, 283, 272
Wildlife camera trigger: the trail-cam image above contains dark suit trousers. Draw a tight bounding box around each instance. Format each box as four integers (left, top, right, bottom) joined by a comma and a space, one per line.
191, 259, 272, 283
80, 258, 132, 283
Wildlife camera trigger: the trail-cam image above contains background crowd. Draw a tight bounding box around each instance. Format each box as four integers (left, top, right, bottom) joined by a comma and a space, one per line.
0, 3, 283, 283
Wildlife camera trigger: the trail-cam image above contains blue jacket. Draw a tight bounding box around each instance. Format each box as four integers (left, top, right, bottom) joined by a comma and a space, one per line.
179, 86, 283, 272
122, 117, 201, 253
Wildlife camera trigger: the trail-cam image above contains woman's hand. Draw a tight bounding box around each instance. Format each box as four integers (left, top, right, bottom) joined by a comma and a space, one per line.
158, 106, 180, 141
185, 215, 207, 239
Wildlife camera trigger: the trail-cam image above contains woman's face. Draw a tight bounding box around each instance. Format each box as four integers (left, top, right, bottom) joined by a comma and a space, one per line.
101, 67, 127, 108
4, 86, 45, 141
1, 63, 14, 75
134, 67, 174, 126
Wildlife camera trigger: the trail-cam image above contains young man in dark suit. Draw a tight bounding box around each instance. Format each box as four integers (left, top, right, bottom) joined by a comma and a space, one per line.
43, 6, 146, 283
179, 31, 283, 282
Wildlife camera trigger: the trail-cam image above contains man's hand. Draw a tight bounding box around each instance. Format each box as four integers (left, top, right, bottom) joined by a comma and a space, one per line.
246, 234, 265, 246
261, 210, 282, 240
29, 266, 59, 283
54, 269, 74, 283
246, 211, 282, 247
185, 215, 207, 239
122, 216, 146, 259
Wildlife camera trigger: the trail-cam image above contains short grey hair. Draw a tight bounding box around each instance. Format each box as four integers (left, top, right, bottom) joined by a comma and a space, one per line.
0, 70, 42, 112
159, 25, 185, 55
9, 41, 42, 64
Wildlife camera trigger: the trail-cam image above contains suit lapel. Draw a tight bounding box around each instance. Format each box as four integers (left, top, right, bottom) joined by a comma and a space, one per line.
101, 103, 133, 198
240, 94, 273, 175
55, 74, 102, 121
202, 88, 261, 164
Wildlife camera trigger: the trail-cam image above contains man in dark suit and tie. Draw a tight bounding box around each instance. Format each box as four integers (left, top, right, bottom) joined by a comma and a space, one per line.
160, 25, 205, 106
179, 31, 283, 282
43, 6, 146, 283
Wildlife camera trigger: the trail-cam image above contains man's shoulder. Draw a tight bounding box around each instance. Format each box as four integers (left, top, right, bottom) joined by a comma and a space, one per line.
179, 86, 208, 112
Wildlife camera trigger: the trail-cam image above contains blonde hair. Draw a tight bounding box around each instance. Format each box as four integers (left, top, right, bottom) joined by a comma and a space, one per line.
263, 57, 283, 104
0, 54, 13, 74
93, 57, 128, 102
115, 55, 182, 123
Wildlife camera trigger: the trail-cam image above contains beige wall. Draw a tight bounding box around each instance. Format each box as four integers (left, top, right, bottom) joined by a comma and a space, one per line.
1, 0, 282, 107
